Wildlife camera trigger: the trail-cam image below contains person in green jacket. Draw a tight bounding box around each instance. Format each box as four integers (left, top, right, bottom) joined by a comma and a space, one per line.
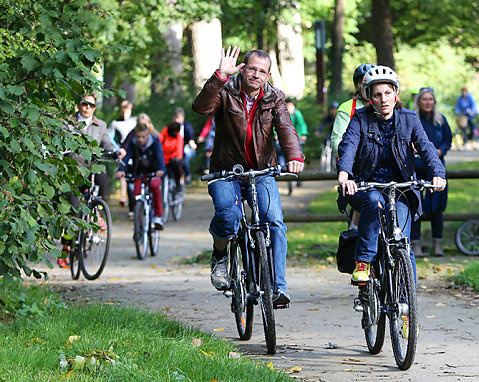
331, 63, 376, 155
286, 98, 308, 148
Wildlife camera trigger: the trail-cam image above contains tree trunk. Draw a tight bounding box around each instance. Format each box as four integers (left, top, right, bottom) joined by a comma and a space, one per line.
164, 22, 183, 99
277, 7, 305, 99
191, 18, 222, 89
331, 0, 345, 95
371, 0, 395, 69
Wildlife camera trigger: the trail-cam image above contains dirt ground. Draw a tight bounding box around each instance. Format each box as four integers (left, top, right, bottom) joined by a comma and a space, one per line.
39, 152, 479, 381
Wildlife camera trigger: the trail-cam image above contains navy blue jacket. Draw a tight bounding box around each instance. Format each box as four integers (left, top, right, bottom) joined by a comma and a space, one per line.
337, 106, 446, 217
118, 135, 166, 176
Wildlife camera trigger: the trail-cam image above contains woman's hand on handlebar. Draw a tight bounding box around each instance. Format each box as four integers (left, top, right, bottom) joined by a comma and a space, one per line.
118, 148, 127, 160
338, 170, 357, 196
287, 160, 304, 174
431, 176, 447, 192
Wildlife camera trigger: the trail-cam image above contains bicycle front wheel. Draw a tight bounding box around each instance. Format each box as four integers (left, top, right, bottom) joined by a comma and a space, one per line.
81, 199, 111, 280
69, 231, 82, 280
134, 200, 149, 260
364, 265, 386, 354
230, 238, 254, 340
172, 188, 184, 221
149, 202, 160, 257
455, 220, 479, 256
256, 231, 276, 354
162, 175, 170, 223
389, 247, 417, 370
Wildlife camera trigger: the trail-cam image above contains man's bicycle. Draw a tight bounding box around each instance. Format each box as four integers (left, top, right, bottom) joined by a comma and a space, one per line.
201, 164, 295, 355
347, 180, 437, 370
161, 173, 184, 222
69, 151, 117, 280
126, 173, 161, 260
455, 219, 479, 256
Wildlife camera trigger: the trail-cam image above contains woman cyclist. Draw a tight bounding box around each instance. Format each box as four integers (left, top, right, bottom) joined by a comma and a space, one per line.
336, 66, 447, 284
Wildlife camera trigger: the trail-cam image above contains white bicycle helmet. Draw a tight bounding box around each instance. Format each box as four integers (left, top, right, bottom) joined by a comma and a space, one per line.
362, 65, 400, 101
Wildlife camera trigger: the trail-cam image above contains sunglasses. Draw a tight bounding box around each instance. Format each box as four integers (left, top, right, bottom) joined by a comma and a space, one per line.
419, 87, 434, 93
80, 100, 96, 107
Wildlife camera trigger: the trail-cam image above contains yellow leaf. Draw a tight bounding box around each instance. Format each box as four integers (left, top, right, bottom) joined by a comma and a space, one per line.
289, 366, 302, 373
426, 315, 437, 319
266, 361, 274, 370
447, 268, 452, 275
162, 307, 170, 311
151, 264, 156, 268
213, 328, 224, 332
67, 370, 74, 377
66, 335, 81, 346
107, 277, 119, 281
104, 302, 114, 305
435, 302, 447, 307
211, 379, 218, 382
307, 308, 319, 311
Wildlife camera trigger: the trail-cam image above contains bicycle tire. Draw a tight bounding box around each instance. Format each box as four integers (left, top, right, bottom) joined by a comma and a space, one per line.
364, 265, 386, 354
389, 247, 417, 370
69, 231, 82, 280
81, 199, 111, 280
256, 231, 276, 354
162, 175, 170, 223
172, 188, 183, 221
455, 219, 479, 256
134, 200, 149, 260
149, 196, 160, 257
230, 238, 254, 340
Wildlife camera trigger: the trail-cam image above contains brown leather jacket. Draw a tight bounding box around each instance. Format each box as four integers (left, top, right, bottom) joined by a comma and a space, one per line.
192, 72, 304, 172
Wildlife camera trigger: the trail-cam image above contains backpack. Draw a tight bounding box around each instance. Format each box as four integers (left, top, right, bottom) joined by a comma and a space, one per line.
336, 229, 358, 274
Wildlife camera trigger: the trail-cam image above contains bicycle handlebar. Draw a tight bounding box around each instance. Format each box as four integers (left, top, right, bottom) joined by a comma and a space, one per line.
201, 164, 297, 182
337, 179, 441, 194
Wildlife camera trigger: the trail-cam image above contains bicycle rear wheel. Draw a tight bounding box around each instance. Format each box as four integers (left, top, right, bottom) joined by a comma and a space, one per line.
134, 200, 149, 260
69, 232, 82, 280
230, 238, 254, 340
81, 199, 111, 280
364, 265, 386, 354
256, 231, 276, 354
389, 247, 417, 370
455, 219, 479, 256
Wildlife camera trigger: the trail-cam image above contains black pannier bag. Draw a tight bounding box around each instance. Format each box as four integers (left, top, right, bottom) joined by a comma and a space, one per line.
336, 229, 358, 274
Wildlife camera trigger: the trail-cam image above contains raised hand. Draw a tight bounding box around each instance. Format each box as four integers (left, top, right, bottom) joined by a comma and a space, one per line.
218, 46, 244, 79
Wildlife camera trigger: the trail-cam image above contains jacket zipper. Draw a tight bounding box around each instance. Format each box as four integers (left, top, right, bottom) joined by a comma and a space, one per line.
393, 136, 410, 180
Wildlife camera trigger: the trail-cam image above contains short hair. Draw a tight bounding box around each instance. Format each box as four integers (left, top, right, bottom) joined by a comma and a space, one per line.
285, 98, 294, 104
120, 100, 133, 109
243, 50, 271, 72
167, 121, 181, 135
135, 121, 149, 133
173, 107, 185, 117
80, 93, 97, 104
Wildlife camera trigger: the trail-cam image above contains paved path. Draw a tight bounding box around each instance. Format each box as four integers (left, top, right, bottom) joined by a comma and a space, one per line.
40, 150, 479, 381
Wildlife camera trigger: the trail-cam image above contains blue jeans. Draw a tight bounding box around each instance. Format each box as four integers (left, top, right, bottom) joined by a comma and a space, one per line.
350, 190, 416, 282
183, 145, 196, 178
208, 176, 288, 291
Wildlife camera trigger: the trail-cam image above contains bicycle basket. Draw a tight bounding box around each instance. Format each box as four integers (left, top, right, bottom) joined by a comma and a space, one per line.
336, 229, 358, 274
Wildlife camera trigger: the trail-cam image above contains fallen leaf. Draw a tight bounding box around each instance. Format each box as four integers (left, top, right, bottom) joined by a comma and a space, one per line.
162, 307, 170, 311
107, 277, 119, 281
307, 308, 319, 311
191, 338, 203, 347
266, 361, 274, 370
66, 335, 81, 346
435, 302, 447, 307
426, 315, 437, 319
104, 302, 114, 305
344, 358, 362, 363
228, 351, 241, 359
213, 328, 224, 332
325, 342, 343, 349
343, 368, 355, 372
210, 379, 218, 382
150, 264, 156, 268
289, 366, 302, 373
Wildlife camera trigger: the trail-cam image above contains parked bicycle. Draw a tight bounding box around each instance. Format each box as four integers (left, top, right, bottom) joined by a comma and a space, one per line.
69, 151, 117, 280
201, 164, 295, 355
161, 172, 184, 222
455, 219, 479, 256
345, 180, 437, 370
126, 173, 161, 260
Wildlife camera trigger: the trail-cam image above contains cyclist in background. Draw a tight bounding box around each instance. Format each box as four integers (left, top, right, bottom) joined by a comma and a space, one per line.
337, 66, 446, 284
159, 121, 185, 191
192, 46, 303, 305
331, 63, 376, 155
455, 87, 478, 146
116, 121, 166, 230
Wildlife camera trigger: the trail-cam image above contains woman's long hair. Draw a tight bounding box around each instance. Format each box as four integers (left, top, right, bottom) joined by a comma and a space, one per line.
414, 89, 444, 126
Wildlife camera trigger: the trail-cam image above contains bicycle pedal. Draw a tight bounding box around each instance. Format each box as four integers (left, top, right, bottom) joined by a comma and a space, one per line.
273, 303, 289, 310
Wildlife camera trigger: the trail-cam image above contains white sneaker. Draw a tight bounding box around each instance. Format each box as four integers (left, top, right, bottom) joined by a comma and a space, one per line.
152, 216, 164, 230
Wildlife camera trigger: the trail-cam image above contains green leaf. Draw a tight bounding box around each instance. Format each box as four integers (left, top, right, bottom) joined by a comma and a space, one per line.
26, 107, 40, 122
82, 49, 98, 62
21, 56, 40, 72
7, 85, 24, 96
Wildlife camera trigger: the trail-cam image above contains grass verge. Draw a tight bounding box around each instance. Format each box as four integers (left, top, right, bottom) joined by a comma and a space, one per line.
455, 260, 479, 291
0, 282, 292, 382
